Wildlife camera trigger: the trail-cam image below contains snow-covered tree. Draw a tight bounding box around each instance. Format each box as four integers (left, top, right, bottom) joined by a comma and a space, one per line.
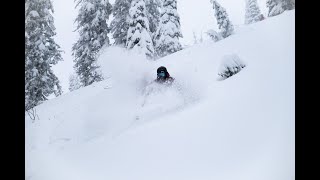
145, 0, 161, 37
245, 0, 264, 24
193, 31, 198, 44
267, 0, 295, 17
126, 0, 155, 59
283, 0, 295, 10
25, 0, 63, 111
206, 29, 223, 42
110, 0, 131, 46
72, 0, 112, 86
218, 54, 246, 80
210, 0, 234, 38
192, 31, 204, 44
110, 0, 160, 47
154, 0, 183, 58
199, 31, 204, 43
68, 73, 82, 92
266, 0, 279, 17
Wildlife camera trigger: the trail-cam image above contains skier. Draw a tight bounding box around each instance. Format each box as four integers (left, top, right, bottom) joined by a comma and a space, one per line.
140, 66, 177, 106
155, 66, 174, 85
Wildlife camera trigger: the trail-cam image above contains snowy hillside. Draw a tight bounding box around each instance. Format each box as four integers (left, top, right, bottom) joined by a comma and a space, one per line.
26, 10, 294, 180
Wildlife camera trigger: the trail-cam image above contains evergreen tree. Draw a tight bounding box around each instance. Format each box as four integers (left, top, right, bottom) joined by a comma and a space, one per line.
154, 0, 182, 58
283, 0, 295, 10
72, 0, 112, 86
218, 54, 246, 80
126, 0, 155, 59
245, 0, 264, 24
267, 0, 295, 17
145, 0, 161, 36
206, 29, 223, 42
193, 31, 198, 44
110, 0, 160, 47
68, 73, 82, 92
25, 0, 63, 111
110, 0, 132, 46
210, 0, 234, 38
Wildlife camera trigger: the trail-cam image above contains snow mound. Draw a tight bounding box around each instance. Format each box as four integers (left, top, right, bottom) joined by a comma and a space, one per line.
218, 53, 246, 80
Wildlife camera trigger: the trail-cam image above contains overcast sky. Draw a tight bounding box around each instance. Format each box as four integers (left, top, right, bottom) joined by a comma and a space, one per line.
52, 0, 267, 93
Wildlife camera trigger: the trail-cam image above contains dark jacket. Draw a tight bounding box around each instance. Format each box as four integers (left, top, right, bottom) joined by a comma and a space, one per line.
155, 76, 174, 85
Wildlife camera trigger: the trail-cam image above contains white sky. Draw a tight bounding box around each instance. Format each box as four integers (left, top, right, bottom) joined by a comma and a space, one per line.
52, 0, 267, 93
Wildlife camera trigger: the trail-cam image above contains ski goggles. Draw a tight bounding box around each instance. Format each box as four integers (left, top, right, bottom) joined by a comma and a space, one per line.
157, 71, 166, 77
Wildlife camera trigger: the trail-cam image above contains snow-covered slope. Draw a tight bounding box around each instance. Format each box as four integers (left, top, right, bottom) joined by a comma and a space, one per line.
26, 10, 295, 180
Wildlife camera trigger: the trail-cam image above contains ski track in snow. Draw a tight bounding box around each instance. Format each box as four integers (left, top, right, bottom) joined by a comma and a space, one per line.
112, 80, 201, 139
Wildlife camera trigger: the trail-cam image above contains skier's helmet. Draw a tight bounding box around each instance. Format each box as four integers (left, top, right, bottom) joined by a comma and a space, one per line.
157, 66, 169, 78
